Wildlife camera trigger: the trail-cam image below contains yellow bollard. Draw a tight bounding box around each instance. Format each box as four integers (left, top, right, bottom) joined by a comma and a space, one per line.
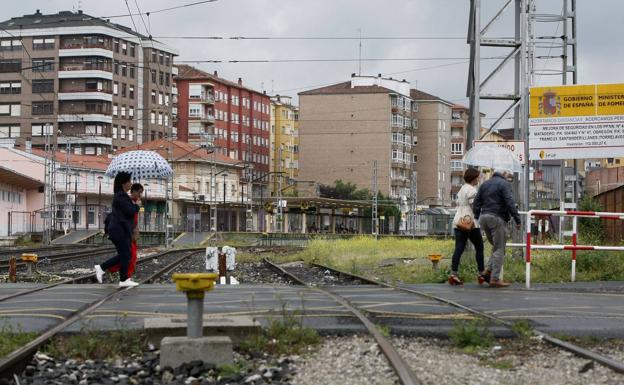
21, 253, 38, 276
172, 273, 219, 338
428, 254, 442, 271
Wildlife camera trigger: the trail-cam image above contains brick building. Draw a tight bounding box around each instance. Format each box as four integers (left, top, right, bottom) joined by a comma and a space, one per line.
174, 65, 271, 194
0, 10, 177, 154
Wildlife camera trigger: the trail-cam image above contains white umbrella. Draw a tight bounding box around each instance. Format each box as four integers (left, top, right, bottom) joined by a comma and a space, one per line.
462, 144, 523, 173
105, 150, 173, 180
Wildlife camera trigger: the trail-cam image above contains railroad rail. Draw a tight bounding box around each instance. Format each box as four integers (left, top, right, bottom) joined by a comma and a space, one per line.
308, 261, 624, 375
263, 257, 423, 385
0, 246, 116, 271
0, 248, 203, 377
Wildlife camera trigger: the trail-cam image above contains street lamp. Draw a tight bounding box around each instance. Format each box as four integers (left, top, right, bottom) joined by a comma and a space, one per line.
97, 175, 103, 230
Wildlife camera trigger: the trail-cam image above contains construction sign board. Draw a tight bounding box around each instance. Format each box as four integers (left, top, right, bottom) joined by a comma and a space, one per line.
529, 83, 624, 160
473, 140, 526, 164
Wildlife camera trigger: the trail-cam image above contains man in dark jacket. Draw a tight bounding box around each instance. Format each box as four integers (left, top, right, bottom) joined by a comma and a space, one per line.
473, 169, 521, 288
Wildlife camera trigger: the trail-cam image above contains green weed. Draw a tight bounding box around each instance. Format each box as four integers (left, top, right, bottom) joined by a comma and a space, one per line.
511, 319, 533, 340
376, 324, 392, 338
240, 296, 319, 356
0, 321, 38, 357
44, 317, 145, 360
449, 320, 493, 351
217, 361, 247, 378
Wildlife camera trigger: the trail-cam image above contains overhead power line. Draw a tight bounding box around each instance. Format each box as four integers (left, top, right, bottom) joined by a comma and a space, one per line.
104, 0, 218, 18
154, 35, 467, 40
177, 56, 503, 64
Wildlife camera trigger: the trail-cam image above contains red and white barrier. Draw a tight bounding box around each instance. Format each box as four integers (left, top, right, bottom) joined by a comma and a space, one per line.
507, 209, 624, 289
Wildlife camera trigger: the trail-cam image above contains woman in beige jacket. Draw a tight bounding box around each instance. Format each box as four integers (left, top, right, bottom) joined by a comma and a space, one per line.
448, 168, 486, 285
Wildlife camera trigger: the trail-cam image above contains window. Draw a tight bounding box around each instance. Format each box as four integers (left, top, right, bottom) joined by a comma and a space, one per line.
121, 41, 127, 55
0, 124, 20, 138
0, 81, 21, 94
159, 52, 164, 64
121, 63, 127, 77
129, 85, 134, 99
165, 73, 170, 86
113, 104, 118, 116
392, 114, 401, 127
85, 146, 96, 155
129, 128, 134, 141
85, 124, 103, 135
32, 37, 54, 50
189, 105, 201, 117
0, 39, 21, 51
113, 39, 119, 53
85, 80, 103, 92
158, 112, 163, 125
0, 103, 20, 116
151, 70, 157, 83
189, 84, 202, 98
32, 58, 54, 72
31, 123, 52, 136
159, 71, 164, 85
151, 50, 157, 62
150, 112, 156, 124
113, 82, 119, 95
129, 106, 134, 118
32, 101, 53, 115
165, 54, 170, 66
151, 91, 156, 103
159, 92, 164, 105
0, 59, 21, 73
121, 83, 126, 97
129, 65, 135, 78
121, 126, 126, 139
32, 79, 53, 93
112, 125, 118, 138
114, 61, 119, 75
121, 105, 126, 118
451, 143, 463, 155
129, 43, 136, 57
164, 115, 169, 126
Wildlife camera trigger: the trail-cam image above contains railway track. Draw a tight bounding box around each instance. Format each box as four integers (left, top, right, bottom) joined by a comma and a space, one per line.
0, 248, 203, 377
0, 246, 116, 271
279, 259, 624, 377
262, 258, 422, 385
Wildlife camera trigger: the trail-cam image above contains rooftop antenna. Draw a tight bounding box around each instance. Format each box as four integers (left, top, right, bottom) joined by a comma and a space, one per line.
358, 28, 362, 75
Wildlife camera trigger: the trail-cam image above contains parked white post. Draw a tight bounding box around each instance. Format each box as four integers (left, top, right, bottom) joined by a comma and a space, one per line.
525, 210, 532, 289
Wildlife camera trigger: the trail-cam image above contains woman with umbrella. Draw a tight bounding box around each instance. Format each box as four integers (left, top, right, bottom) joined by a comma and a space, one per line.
94, 171, 141, 287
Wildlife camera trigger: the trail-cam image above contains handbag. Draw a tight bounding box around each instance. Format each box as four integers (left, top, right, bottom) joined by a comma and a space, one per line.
457, 215, 475, 232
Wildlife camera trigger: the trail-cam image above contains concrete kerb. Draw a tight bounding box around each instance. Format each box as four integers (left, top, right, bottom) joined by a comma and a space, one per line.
144, 316, 261, 347
160, 336, 233, 369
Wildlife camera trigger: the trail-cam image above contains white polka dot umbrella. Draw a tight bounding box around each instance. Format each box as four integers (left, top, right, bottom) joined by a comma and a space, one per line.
105, 150, 173, 180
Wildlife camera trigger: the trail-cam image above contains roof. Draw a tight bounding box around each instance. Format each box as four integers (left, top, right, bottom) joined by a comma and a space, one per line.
30, 149, 110, 171
0, 165, 43, 189
0, 10, 146, 39
175, 64, 267, 96
116, 139, 244, 167
410, 89, 453, 106
299, 81, 396, 96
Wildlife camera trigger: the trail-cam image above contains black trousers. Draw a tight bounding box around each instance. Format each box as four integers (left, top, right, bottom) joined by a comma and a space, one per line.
451, 227, 485, 273
101, 233, 131, 281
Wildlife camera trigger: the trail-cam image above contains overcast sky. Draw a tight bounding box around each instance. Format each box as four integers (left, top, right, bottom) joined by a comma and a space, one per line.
6, 0, 624, 127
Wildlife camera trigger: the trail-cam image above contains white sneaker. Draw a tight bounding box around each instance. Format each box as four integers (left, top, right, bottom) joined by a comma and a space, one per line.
119, 278, 139, 288
94, 265, 104, 284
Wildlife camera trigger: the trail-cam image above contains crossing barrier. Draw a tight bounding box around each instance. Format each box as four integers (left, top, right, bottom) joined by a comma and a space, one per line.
507, 210, 624, 289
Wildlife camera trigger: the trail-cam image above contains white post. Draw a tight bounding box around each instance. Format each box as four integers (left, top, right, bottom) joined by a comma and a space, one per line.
571, 215, 577, 282
525, 210, 532, 289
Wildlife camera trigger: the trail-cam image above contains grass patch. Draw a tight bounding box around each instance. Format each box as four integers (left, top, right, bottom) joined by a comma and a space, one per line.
241, 301, 320, 356
44, 320, 145, 360
376, 324, 392, 338
217, 361, 247, 378
0, 322, 38, 357
511, 319, 533, 340
449, 320, 493, 352
290, 237, 624, 284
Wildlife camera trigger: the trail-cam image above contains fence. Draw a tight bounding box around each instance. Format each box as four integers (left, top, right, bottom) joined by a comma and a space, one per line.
508, 209, 624, 289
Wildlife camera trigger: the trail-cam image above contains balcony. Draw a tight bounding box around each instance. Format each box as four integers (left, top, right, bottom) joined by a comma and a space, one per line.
190, 93, 215, 104
57, 136, 112, 146
59, 47, 113, 59
189, 114, 215, 124
58, 90, 113, 102
58, 114, 112, 124
59, 64, 112, 80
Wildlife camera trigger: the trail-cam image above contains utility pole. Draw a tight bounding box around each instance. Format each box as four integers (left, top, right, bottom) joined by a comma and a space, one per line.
276, 145, 283, 233
43, 123, 56, 244
410, 171, 417, 236
372, 160, 379, 239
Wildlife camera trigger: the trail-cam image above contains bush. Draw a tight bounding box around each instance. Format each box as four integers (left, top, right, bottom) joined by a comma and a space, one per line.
577, 194, 605, 243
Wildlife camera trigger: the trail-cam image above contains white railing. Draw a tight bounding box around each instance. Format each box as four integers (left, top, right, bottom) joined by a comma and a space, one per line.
507, 209, 624, 289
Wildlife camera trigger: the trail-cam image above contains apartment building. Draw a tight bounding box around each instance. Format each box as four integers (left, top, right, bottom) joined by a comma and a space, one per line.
410, 89, 452, 207
270, 95, 299, 195
174, 65, 271, 194
0, 10, 177, 154
450, 105, 469, 203
299, 75, 416, 199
